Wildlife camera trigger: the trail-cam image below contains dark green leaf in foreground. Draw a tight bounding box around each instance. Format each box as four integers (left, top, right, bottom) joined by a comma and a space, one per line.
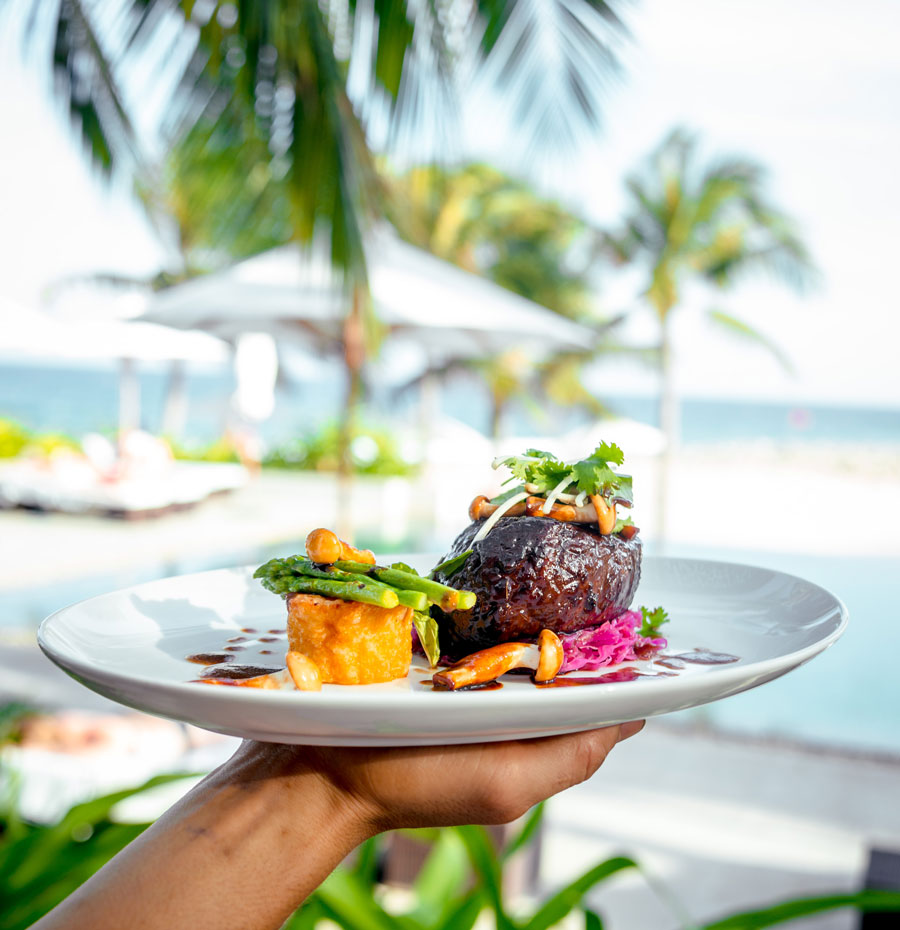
521, 856, 639, 930
699, 889, 900, 929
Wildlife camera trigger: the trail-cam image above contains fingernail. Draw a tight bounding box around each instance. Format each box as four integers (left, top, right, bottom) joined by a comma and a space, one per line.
619, 719, 645, 740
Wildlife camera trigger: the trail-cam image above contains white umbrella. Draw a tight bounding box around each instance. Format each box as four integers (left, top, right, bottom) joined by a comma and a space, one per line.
139, 227, 594, 358
0, 299, 229, 433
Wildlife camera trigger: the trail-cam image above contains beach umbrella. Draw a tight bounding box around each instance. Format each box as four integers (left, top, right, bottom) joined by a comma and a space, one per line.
0, 299, 228, 434
139, 227, 595, 360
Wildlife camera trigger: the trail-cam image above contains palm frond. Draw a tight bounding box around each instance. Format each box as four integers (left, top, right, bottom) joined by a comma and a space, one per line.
39, 0, 145, 174
707, 308, 795, 373
474, 0, 626, 156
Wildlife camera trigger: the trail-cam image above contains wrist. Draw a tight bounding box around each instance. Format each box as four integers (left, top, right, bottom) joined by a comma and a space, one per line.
220, 741, 381, 846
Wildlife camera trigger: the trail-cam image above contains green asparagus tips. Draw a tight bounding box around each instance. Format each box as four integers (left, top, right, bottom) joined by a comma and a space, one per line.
260, 574, 399, 608
334, 561, 474, 612
257, 555, 474, 615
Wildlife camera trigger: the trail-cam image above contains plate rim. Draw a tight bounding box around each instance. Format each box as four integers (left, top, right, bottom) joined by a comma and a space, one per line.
37, 555, 849, 712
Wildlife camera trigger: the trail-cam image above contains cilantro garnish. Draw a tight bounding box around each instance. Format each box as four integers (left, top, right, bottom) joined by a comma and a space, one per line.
491, 442, 633, 505
639, 606, 669, 638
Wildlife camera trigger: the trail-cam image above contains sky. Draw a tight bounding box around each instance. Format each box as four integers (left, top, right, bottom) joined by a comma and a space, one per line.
1, 0, 898, 408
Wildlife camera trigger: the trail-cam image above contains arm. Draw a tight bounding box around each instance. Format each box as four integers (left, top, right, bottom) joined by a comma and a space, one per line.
32, 722, 644, 930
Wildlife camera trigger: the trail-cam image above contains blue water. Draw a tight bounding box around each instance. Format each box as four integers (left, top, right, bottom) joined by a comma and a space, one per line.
657, 544, 900, 758
2, 361, 899, 446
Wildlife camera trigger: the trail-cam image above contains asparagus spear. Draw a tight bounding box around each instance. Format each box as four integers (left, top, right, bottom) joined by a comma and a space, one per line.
259, 574, 399, 608
334, 560, 476, 612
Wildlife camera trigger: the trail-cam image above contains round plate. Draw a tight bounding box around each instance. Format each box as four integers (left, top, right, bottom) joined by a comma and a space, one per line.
38, 557, 847, 746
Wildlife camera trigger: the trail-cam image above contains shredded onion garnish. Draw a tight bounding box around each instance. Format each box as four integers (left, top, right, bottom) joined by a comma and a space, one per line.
473, 491, 529, 543
542, 471, 575, 514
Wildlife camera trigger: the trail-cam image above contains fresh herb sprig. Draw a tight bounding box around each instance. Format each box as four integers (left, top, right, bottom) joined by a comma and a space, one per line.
490, 442, 634, 506
639, 606, 669, 638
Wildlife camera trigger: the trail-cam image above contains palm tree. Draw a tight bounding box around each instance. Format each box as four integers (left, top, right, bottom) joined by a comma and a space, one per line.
599, 128, 816, 539
384, 162, 596, 319
20, 0, 627, 522
24, 0, 628, 279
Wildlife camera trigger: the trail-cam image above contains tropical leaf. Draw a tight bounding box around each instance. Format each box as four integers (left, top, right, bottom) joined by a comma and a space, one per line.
0, 772, 196, 930
475, 0, 626, 155
698, 889, 900, 929
520, 856, 639, 930
707, 308, 795, 374
456, 824, 514, 930
501, 801, 545, 862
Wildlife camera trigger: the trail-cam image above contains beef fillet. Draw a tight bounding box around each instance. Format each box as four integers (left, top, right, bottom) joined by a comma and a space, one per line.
432, 516, 641, 661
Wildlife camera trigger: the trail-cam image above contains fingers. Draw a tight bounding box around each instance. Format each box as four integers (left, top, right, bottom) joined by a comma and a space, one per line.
456, 721, 647, 824
619, 719, 646, 741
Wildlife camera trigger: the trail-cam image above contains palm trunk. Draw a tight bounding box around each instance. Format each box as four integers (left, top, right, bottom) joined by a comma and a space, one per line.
337, 287, 365, 541
490, 392, 504, 454
657, 320, 679, 546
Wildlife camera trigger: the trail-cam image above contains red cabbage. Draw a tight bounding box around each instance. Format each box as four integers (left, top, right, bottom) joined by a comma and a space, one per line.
559, 610, 666, 673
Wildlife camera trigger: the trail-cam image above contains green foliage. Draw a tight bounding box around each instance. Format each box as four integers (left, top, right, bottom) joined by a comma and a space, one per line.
262, 424, 417, 477
0, 420, 80, 459
24, 433, 81, 457
27, 0, 627, 279
697, 890, 900, 929
2, 764, 899, 930
0, 419, 30, 458
492, 443, 633, 505
385, 163, 597, 320
168, 436, 241, 463
0, 773, 195, 930
599, 128, 816, 328
638, 606, 669, 638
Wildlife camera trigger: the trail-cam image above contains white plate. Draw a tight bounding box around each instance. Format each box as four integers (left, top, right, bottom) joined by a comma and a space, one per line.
38, 557, 847, 746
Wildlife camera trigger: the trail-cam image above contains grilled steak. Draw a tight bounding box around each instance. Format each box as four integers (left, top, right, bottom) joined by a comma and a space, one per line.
432, 516, 642, 660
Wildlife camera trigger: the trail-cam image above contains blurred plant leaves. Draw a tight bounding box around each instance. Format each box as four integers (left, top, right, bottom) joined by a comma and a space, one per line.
23, 0, 629, 278
0, 772, 195, 930
698, 890, 900, 929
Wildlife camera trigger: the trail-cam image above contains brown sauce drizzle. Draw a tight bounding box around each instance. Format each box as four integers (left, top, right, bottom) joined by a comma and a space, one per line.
539, 668, 651, 687
223, 645, 246, 652
240, 627, 258, 634
654, 657, 686, 670
226, 636, 248, 643
431, 679, 503, 691
259, 636, 279, 643
186, 652, 233, 665
267, 628, 286, 635
259, 649, 273, 655
199, 664, 283, 679
670, 649, 739, 665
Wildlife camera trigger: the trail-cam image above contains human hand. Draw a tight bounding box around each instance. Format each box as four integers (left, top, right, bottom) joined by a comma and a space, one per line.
32, 724, 643, 930
239, 721, 645, 835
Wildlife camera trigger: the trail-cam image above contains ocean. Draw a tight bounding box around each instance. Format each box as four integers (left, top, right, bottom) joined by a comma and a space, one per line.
2, 360, 900, 446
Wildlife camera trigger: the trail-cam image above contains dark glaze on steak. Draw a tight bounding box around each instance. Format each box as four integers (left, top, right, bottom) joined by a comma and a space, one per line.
432, 516, 642, 661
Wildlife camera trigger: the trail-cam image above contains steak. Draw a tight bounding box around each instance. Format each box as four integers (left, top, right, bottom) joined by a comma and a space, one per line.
432, 516, 642, 661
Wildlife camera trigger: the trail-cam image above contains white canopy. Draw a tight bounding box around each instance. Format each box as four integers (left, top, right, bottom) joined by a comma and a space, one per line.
139, 228, 593, 359
0, 299, 228, 365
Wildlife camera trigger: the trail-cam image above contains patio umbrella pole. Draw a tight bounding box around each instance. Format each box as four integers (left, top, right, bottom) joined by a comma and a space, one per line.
336, 288, 365, 542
